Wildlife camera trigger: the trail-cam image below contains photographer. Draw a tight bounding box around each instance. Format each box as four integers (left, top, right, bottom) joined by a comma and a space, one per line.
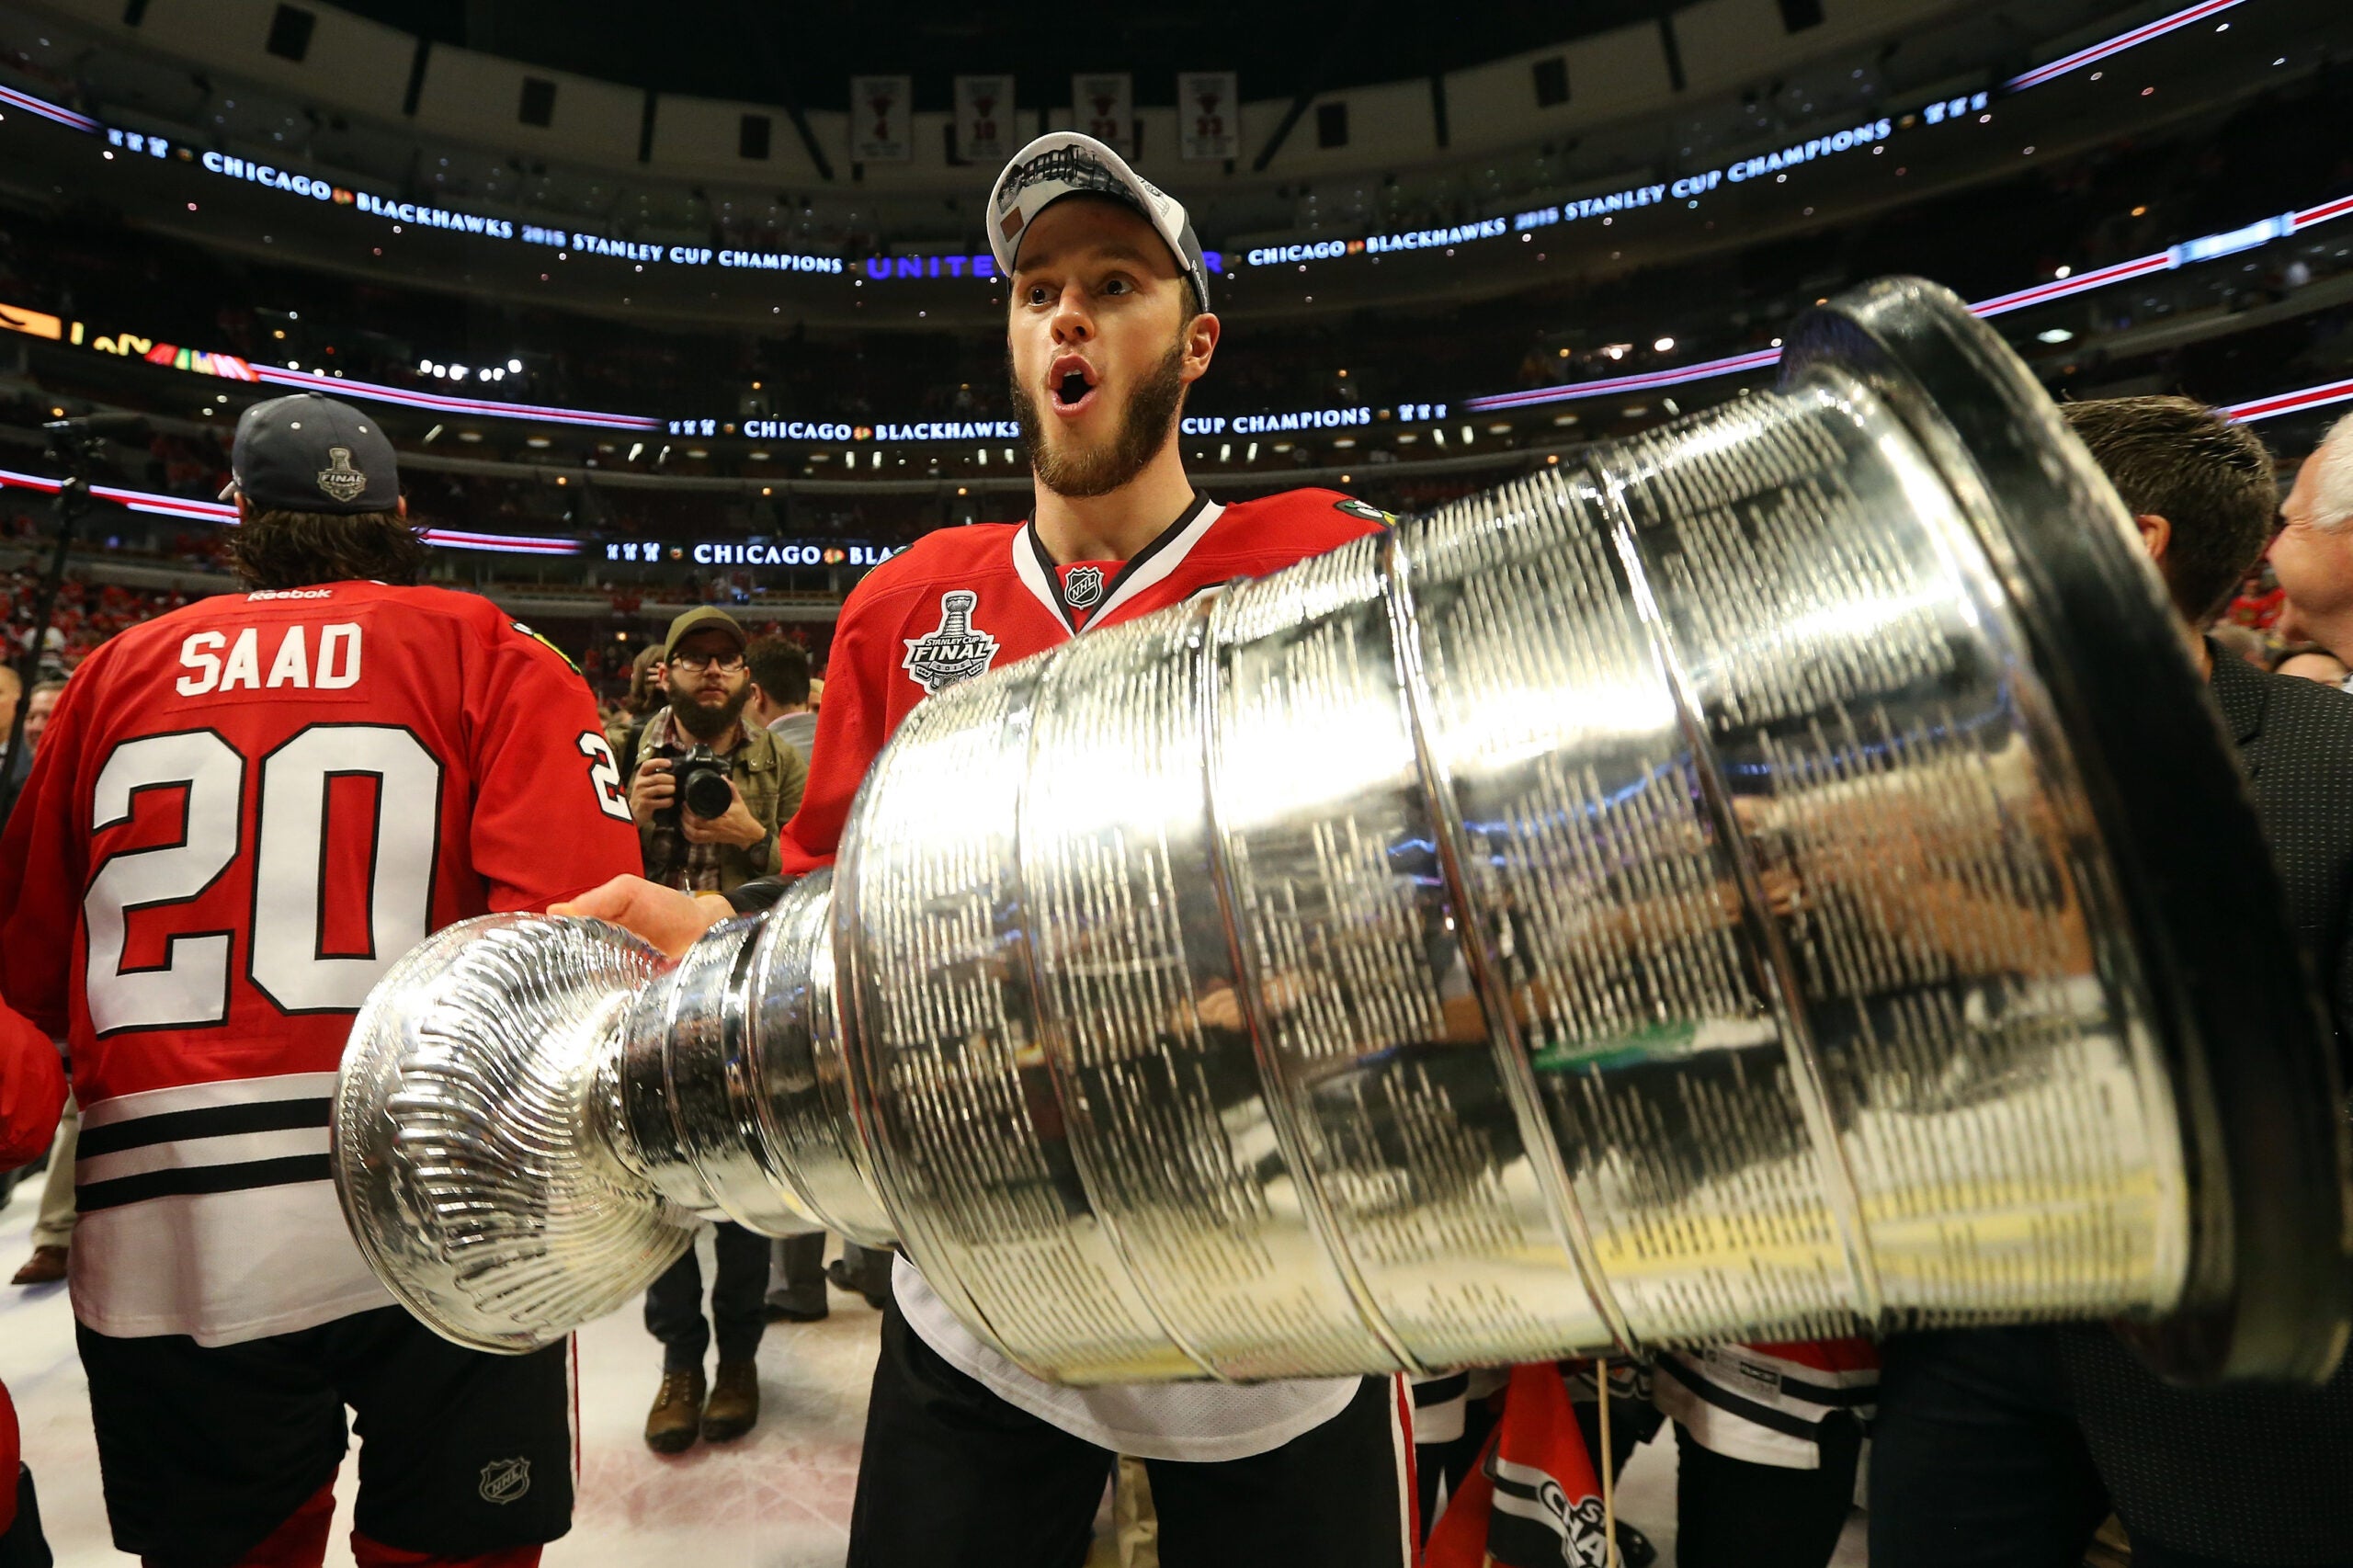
628, 608, 804, 895
625, 607, 806, 1454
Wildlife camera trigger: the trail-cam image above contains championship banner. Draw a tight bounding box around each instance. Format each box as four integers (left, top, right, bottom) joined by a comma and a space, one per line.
954, 74, 1016, 164
849, 75, 913, 163
1177, 72, 1239, 161
1072, 73, 1133, 155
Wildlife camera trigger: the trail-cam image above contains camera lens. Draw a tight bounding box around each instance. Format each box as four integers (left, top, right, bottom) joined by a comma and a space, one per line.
683, 767, 734, 820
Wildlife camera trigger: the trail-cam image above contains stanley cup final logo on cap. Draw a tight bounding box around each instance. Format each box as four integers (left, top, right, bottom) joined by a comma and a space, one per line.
997, 142, 1136, 217
316, 446, 369, 503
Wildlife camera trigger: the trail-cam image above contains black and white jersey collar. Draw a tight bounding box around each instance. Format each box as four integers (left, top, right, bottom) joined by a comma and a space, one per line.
1013, 494, 1223, 636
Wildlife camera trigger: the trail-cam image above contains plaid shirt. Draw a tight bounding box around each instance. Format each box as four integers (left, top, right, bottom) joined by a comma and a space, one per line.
638, 708, 733, 893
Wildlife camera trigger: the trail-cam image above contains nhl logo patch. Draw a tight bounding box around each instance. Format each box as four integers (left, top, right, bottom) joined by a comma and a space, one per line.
478, 1456, 531, 1504
316, 446, 368, 503
902, 590, 1000, 695
1063, 565, 1104, 609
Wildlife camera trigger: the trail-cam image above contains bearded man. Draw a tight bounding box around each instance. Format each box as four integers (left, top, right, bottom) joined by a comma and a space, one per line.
625, 606, 804, 899
559, 132, 1416, 1567
623, 606, 804, 1455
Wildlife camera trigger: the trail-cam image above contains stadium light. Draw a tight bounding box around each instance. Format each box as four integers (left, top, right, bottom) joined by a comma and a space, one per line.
1654, 336, 1676, 353
2038, 328, 2075, 344
507, 358, 523, 372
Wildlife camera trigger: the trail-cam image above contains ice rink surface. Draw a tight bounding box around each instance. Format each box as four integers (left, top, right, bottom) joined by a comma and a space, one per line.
0, 1169, 1864, 1565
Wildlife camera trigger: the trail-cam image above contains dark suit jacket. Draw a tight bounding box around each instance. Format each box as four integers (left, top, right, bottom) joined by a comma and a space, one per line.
2055, 644, 2353, 1561
2207, 643, 2353, 1060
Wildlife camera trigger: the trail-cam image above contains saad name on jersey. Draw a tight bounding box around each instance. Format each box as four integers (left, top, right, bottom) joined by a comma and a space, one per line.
176, 619, 364, 695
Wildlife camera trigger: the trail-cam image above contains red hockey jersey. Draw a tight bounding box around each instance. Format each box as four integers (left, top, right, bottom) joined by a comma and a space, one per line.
1655, 1338, 1880, 1469
0, 1000, 63, 1540
779, 488, 1388, 873
0, 581, 642, 1344
784, 486, 1392, 1459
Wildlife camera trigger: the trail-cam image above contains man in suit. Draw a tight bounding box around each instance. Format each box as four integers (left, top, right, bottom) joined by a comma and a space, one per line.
2268, 409, 2353, 687
1871, 396, 2353, 1568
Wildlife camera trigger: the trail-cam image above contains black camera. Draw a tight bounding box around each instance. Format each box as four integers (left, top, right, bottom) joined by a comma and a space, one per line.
654, 744, 734, 829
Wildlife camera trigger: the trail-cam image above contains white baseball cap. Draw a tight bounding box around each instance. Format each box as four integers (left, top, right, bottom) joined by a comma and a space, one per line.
987, 132, 1212, 312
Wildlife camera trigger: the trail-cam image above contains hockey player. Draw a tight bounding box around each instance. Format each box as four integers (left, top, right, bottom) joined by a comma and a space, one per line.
0, 996, 66, 1564
0, 395, 642, 1567
556, 132, 1416, 1567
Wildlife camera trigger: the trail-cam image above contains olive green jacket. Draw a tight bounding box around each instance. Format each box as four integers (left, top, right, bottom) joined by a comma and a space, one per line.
635, 708, 806, 892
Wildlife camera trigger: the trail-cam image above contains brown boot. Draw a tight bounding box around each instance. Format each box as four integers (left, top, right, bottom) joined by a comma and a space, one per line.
700, 1358, 759, 1443
10, 1246, 65, 1286
643, 1366, 705, 1455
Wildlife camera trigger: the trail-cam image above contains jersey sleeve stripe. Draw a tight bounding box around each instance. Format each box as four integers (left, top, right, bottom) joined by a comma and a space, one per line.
1654, 1352, 1836, 1441
74, 1095, 330, 1160
76, 1151, 332, 1213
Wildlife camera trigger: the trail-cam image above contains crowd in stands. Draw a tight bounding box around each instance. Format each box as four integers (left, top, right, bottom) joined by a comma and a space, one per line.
0, 569, 196, 676
1, 69, 2347, 444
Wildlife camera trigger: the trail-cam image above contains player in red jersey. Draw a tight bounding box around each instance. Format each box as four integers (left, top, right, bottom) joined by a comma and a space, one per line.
560, 133, 1415, 1567
0, 997, 66, 1562
0, 394, 642, 1568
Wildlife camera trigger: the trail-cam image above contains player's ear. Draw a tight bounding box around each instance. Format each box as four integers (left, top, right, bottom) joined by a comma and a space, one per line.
1181, 311, 1220, 385
395, 494, 410, 519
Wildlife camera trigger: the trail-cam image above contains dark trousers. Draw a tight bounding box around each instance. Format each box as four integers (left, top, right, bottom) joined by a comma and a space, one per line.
1675, 1417, 1859, 1568
78, 1309, 570, 1566
837, 1241, 893, 1296
0, 1466, 50, 1568
642, 1221, 768, 1371
1871, 1327, 2353, 1568
848, 1297, 1410, 1568
768, 1233, 828, 1317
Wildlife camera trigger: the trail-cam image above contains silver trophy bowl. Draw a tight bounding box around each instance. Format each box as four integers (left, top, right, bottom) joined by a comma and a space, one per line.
335, 278, 2350, 1383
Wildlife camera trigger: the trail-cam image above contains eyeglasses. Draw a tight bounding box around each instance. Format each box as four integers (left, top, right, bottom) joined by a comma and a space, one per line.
668, 653, 745, 674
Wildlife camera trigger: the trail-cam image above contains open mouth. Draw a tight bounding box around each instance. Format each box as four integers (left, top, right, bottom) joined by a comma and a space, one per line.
1049, 355, 1099, 417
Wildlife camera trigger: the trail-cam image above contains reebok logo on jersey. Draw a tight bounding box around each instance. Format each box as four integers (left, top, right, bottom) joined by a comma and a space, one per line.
245, 588, 334, 601
902, 590, 999, 695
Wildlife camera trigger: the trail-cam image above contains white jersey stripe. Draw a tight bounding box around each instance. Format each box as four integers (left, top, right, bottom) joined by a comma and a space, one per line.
1094, 500, 1224, 621
76, 1124, 328, 1185
77, 1069, 338, 1128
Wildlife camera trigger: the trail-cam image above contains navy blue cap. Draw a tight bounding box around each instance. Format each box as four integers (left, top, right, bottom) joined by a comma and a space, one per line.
221, 392, 400, 515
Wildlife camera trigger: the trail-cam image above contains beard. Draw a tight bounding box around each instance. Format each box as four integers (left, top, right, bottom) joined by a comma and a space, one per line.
1013, 334, 1188, 500
670, 682, 750, 742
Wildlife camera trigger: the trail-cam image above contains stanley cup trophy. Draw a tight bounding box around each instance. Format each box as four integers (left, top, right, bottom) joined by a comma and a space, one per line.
333, 278, 2352, 1389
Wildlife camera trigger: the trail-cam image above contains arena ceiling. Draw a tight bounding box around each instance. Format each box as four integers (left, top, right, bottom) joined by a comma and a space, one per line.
324, 0, 1688, 113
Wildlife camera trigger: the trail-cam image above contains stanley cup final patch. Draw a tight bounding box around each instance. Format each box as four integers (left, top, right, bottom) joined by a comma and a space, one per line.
316, 447, 369, 503
902, 590, 1000, 695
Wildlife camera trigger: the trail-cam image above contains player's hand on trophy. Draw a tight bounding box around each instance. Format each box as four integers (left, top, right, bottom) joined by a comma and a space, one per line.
680, 778, 766, 850
550, 874, 733, 958
627, 755, 674, 831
